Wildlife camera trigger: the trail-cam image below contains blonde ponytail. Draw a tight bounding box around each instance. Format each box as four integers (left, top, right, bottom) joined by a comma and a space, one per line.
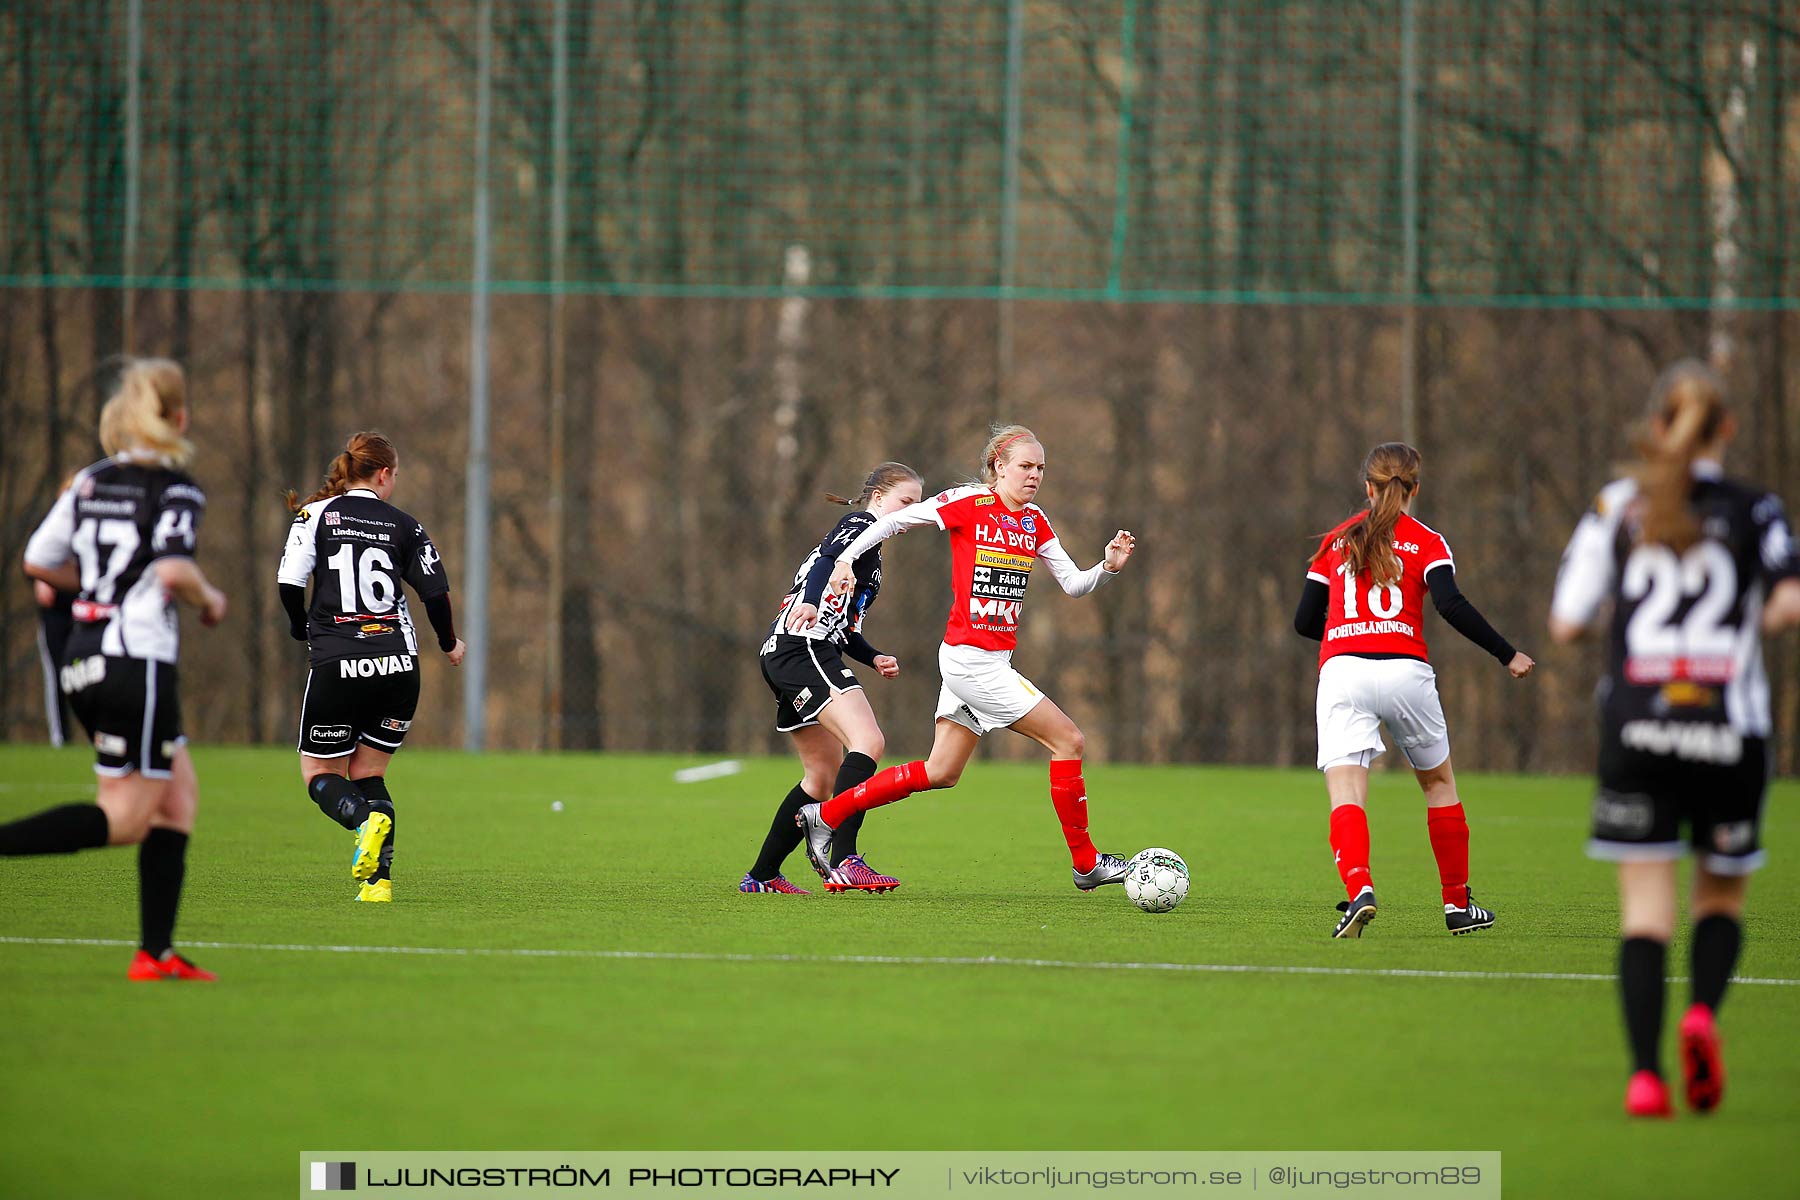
99, 358, 192, 469
1633, 360, 1727, 552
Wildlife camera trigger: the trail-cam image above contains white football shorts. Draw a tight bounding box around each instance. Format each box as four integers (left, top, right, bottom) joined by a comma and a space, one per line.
936, 642, 1046, 736
1315, 654, 1450, 771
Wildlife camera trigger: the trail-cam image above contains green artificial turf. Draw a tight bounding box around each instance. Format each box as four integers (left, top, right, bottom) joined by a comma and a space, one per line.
1, 745, 1794, 1198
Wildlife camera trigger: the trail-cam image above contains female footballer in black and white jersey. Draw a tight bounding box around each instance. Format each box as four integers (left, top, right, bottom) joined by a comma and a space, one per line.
1550, 360, 1800, 1118
6, 358, 229, 981
278, 432, 465, 902
740, 463, 923, 894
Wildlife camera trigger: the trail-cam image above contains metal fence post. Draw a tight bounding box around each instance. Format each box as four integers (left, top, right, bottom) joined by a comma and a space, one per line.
463, 0, 494, 751
996, 0, 1024, 410
546, 0, 569, 748
123, 0, 143, 346
1106, 0, 1139, 298
1399, 0, 1419, 445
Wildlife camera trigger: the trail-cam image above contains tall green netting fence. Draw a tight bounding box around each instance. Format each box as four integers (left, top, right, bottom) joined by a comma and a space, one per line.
3, 1, 1797, 768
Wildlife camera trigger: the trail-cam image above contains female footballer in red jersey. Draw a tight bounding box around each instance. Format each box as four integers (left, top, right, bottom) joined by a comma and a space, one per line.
740, 463, 923, 895
1550, 362, 1800, 1118
794, 425, 1139, 891
1294, 443, 1534, 939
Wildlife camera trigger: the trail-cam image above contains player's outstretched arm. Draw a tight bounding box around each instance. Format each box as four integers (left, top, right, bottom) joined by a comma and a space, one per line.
1038, 531, 1135, 597
1426, 565, 1529, 675
155, 557, 228, 627
828, 498, 945, 596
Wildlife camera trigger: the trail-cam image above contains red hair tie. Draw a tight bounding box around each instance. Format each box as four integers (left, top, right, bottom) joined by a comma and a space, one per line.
992, 431, 1030, 465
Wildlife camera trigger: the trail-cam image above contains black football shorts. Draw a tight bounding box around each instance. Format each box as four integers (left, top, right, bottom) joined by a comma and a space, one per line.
62, 654, 184, 779
298, 655, 422, 758
760, 635, 861, 733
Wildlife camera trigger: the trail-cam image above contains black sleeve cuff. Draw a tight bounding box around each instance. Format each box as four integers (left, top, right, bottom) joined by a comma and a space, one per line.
843, 631, 884, 666
1293, 577, 1328, 641
421, 591, 457, 652
279, 583, 308, 641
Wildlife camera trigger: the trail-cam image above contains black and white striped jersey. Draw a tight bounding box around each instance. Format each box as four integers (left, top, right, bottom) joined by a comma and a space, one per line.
1552, 464, 1799, 738
764, 510, 884, 651
24, 456, 207, 665
277, 489, 448, 666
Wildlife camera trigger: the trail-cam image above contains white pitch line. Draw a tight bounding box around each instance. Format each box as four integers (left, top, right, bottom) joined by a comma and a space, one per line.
2, 935, 1797, 987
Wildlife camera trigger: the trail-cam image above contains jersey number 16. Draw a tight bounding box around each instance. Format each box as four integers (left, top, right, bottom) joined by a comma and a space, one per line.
327, 544, 398, 613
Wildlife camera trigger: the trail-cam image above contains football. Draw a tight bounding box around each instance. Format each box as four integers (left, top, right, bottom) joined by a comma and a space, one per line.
1124, 847, 1189, 913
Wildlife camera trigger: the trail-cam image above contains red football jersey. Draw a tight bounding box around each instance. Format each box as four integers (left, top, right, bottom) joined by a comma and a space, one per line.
927, 484, 1058, 651
1309, 512, 1454, 668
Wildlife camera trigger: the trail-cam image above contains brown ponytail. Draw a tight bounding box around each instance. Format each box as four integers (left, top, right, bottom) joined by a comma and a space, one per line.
824, 461, 922, 508
1321, 442, 1422, 588
1633, 359, 1728, 552
284, 431, 399, 512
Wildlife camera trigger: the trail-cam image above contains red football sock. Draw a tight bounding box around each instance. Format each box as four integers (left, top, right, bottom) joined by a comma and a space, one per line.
1329, 804, 1373, 900
1049, 759, 1098, 873
819, 760, 927, 828
1427, 802, 1470, 909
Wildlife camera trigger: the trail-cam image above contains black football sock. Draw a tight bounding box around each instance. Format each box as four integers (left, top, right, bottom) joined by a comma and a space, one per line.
309, 774, 370, 831
749, 782, 812, 881
1620, 936, 1668, 1075
828, 752, 879, 867
137, 828, 189, 958
354, 776, 395, 883
1691, 914, 1742, 1013
0, 804, 110, 855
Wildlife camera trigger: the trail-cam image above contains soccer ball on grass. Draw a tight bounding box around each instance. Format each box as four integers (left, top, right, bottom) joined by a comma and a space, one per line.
1124, 847, 1189, 913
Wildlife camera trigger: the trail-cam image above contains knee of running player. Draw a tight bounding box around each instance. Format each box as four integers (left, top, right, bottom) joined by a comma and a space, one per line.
1691, 868, 1749, 921
95, 785, 155, 846
155, 750, 200, 833
1053, 726, 1087, 761
849, 729, 886, 763
1618, 864, 1679, 941
922, 756, 963, 790
1415, 761, 1458, 806
802, 767, 836, 801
